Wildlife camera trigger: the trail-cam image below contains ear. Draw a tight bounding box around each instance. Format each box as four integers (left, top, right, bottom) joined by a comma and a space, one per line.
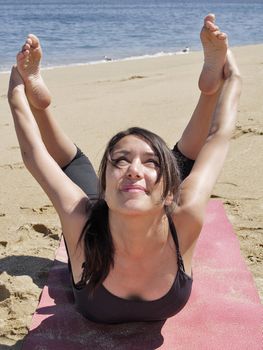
164, 193, 174, 206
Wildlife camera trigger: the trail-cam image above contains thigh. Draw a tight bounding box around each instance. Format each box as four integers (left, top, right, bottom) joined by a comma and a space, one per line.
62, 147, 98, 200
172, 144, 195, 181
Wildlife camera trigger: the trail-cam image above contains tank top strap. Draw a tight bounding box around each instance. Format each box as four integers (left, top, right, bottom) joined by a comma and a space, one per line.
167, 214, 186, 272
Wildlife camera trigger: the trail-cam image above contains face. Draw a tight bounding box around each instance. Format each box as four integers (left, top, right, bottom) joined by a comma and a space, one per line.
105, 135, 168, 216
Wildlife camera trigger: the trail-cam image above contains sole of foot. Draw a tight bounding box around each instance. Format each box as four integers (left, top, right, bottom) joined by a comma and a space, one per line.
16, 34, 51, 110
198, 14, 228, 95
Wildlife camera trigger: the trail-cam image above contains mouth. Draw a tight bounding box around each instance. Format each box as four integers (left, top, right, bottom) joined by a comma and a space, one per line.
120, 184, 147, 193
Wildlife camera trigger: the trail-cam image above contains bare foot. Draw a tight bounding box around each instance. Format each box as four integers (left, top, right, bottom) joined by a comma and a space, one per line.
16, 34, 51, 110
198, 14, 228, 95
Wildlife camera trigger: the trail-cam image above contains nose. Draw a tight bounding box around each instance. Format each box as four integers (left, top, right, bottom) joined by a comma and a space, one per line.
126, 159, 143, 179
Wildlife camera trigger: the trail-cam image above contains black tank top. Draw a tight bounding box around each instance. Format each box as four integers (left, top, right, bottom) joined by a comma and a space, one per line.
70, 216, 193, 324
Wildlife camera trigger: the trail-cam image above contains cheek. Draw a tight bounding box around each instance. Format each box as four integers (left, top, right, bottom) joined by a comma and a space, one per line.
104, 167, 123, 196
154, 183, 164, 198
151, 177, 165, 197
144, 168, 159, 184
106, 166, 123, 184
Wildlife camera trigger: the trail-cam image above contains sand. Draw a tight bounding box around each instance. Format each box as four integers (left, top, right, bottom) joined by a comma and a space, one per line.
0, 44, 262, 348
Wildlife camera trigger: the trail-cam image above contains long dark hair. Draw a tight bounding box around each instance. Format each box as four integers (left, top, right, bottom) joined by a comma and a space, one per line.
77, 127, 181, 292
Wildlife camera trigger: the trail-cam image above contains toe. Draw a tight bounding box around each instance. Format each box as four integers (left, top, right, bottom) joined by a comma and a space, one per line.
22, 43, 31, 52
19, 50, 30, 59
211, 30, 221, 38
217, 32, 227, 40
205, 20, 219, 32
16, 52, 25, 62
28, 34, 40, 49
204, 13, 215, 24
26, 38, 33, 46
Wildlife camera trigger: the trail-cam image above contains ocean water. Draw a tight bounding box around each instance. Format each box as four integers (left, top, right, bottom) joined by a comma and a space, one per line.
0, 0, 262, 72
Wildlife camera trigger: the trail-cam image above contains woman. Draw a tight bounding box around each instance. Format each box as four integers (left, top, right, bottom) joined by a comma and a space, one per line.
8, 14, 241, 323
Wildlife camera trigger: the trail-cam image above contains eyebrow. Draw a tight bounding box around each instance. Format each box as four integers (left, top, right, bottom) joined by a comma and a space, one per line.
111, 150, 157, 157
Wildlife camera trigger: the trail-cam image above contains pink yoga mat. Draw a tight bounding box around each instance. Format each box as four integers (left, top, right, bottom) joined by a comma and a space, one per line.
22, 200, 262, 350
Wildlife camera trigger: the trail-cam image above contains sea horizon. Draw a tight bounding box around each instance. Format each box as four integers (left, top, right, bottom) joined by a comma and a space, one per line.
1, 42, 262, 76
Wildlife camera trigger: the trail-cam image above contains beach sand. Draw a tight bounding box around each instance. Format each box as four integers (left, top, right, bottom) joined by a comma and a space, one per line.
0, 44, 262, 348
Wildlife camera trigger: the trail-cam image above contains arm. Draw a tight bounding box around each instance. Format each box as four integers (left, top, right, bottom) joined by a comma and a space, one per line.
8, 67, 89, 247
176, 51, 242, 230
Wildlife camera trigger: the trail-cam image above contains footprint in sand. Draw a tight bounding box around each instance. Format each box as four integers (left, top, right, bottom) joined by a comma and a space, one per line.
233, 125, 263, 139
237, 226, 262, 232
0, 162, 24, 170
20, 204, 55, 214
0, 241, 8, 255
16, 223, 60, 241
127, 75, 146, 80
32, 223, 52, 234
0, 283, 11, 302
32, 223, 60, 240
119, 75, 147, 82
97, 75, 147, 84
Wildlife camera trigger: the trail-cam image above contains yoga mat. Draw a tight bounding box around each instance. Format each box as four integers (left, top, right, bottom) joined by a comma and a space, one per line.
22, 200, 262, 350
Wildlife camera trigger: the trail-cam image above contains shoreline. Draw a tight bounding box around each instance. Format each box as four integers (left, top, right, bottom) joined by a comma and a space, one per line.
0, 43, 262, 347
1, 43, 262, 75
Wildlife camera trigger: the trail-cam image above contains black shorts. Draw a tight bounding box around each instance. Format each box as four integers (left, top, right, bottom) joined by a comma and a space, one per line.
62, 144, 195, 198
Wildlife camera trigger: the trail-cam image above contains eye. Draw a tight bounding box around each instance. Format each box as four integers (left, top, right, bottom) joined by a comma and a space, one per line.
111, 157, 130, 168
145, 159, 160, 168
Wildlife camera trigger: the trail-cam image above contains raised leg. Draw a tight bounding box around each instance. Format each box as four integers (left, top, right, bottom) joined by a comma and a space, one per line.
177, 14, 228, 160
17, 34, 51, 110
28, 106, 77, 168
16, 34, 76, 168
198, 14, 228, 95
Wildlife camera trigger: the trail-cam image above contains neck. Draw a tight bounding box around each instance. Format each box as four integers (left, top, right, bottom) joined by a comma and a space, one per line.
109, 209, 169, 258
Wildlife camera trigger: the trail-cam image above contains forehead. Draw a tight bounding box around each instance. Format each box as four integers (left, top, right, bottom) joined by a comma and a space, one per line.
112, 135, 155, 154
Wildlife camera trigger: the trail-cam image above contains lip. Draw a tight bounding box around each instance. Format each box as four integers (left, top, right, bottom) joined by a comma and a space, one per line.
120, 184, 147, 193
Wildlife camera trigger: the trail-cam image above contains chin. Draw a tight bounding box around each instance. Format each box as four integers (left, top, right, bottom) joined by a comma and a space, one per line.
121, 206, 149, 216
110, 200, 163, 217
